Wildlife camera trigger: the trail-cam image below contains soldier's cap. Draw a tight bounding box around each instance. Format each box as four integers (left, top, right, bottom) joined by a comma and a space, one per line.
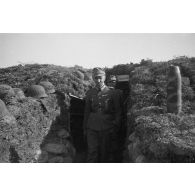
26, 85, 48, 99
108, 75, 117, 82
39, 81, 55, 94
92, 67, 105, 77
0, 84, 15, 99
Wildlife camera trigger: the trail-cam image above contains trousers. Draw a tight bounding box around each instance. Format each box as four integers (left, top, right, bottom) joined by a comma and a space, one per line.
87, 128, 112, 163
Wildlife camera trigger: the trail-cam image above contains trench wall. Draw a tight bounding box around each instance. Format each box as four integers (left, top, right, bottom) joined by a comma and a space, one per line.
0, 91, 75, 163
126, 63, 195, 162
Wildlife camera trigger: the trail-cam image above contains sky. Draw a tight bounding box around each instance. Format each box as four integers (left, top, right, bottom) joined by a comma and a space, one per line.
0, 33, 195, 69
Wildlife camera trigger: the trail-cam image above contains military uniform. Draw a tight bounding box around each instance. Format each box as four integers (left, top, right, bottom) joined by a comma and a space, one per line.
83, 85, 122, 162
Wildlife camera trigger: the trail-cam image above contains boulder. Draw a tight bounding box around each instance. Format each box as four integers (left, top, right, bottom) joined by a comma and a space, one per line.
189, 128, 195, 135
65, 141, 76, 158
132, 106, 164, 117
48, 156, 64, 163
63, 156, 73, 163
37, 151, 49, 163
182, 77, 190, 86
135, 155, 146, 163
44, 143, 67, 154
57, 129, 70, 138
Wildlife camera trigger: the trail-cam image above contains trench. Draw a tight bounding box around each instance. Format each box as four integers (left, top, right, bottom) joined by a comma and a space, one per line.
41, 64, 195, 163
70, 80, 130, 163
35, 79, 131, 163
69, 94, 87, 162
38, 91, 75, 163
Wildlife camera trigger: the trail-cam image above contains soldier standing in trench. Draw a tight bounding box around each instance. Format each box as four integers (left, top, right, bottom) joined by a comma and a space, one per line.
83, 68, 122, 163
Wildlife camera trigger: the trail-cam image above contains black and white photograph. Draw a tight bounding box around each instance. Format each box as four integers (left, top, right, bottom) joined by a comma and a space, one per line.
0, 0, 195, 195
0, 33, 195, 163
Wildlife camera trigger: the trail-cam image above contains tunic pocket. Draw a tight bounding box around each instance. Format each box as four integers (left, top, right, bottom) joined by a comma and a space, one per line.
104, 97, 112, 112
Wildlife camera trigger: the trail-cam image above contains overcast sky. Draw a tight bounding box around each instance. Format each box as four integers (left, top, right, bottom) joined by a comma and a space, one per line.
0, 33, 195, 69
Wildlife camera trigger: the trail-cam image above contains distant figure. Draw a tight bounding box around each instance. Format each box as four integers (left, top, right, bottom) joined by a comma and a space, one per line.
107, 75, 117, 89
83, 68, 122, 162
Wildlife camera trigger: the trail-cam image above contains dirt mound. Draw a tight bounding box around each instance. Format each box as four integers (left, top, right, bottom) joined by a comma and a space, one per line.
0, 90, 75, 163
126, 62, 195, 162
128, 109, 195, 162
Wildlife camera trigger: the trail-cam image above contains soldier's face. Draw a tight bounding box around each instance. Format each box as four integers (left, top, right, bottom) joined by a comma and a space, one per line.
93, 75, 106, 88
108, 80, 116, 88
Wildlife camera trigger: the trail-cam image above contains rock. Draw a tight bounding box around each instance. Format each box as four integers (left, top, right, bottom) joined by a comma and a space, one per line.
48, 156, 73, 163
148, 142, 169, 159
132, 84, 145, 95
65, 141, 76, 157
34, 149, 42, 161
169, 144, 187, 156
44, 143, 67, 154
191, 75, 195, 82
127, 143, 135, 161
133, 106, 164, 117
182, 77, 190, 86
7, 104, 21, 118
132, 140, 141, 151
0, 115, 16, 124
128, 132, 136, 142
57, 129, 70, 138
189, 128, 195, 135
63, 156, 73, 163
127, 139, 143, 162
135, 155, 146, 163
48, 156, 64, 163
38, 151, 49, 163
191, 101, 195, 113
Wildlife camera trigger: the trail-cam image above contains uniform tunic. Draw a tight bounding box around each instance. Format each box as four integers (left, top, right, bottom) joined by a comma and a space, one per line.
83, 85, 122, 162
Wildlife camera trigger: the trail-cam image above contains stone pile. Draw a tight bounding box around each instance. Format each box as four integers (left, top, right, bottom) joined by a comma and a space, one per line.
38, 126, 75, 163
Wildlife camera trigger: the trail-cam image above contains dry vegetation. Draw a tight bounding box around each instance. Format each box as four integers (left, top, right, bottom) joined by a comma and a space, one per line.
0, 56, 195, 162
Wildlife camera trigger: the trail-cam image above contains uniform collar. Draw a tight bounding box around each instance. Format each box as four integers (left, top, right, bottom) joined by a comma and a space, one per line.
96, 84, 106, 92
108, 86, 114, 89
